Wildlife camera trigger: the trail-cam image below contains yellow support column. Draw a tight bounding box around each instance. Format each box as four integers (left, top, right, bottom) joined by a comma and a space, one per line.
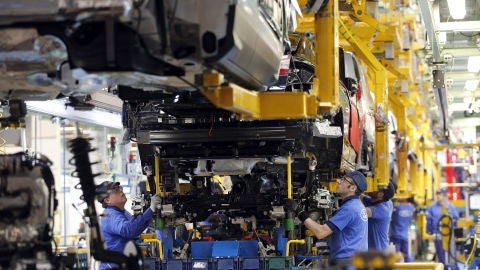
391, 98, 408, 195
418, 148, 426, 202
154, 154, 162, 195
373, 71, 390, 189
407, 121, 420, 201
409, 147, 420, 199
422, 145, 435, 202
314, 0, 339, 111
287, 155, 292, 199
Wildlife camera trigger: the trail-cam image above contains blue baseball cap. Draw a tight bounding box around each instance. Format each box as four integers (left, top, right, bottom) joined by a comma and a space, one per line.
345, 170, 367, 193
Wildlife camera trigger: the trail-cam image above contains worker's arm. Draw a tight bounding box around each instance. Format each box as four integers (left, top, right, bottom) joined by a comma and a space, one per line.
448, 203, 459, 224
360, 195, 373, 217
426, 205, 434, 233
365, 201, 392, 219
365, 207, 373, 217
303, 218, 333, 239
107, 209, 154, 238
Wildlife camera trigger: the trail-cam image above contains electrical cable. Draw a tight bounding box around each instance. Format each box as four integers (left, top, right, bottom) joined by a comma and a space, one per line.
436, 214, 460, 267
465, 234, 477, 265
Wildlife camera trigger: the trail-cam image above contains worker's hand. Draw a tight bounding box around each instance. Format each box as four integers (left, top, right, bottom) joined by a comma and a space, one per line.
286, 199, 309, 222
286, 199, 302, 213
149, 194, 161, 212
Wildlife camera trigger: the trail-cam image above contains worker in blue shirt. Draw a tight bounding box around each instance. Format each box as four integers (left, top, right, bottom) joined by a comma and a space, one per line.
361, 181, 395, 250
427, 188, 459, 267
390, 198, 415, 262
289, 170, 368, 266
96, 181, 161, 270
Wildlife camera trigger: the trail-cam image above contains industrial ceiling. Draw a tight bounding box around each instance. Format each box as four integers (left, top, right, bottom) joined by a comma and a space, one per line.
432, 0, 480, 129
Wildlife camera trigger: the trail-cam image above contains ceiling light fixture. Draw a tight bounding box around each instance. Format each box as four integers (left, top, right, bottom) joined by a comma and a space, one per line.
447, 0, 466, 20
467, 56, 480, 72
464, 80, 479, 91
464, 97, 473, 104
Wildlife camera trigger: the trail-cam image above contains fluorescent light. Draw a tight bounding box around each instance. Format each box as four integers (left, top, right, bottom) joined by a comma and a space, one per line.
26, 100, 122, 129
447, 0, 466, 20
467, 56, 480, 72
465, 80, 479, 91
464, 97, 473, 104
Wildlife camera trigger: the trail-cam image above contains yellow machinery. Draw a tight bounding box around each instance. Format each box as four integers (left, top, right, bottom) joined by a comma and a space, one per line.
146, 0, 457, 266
193, 0, 443, 262
198, 0, 439, 194
0, 0, 473, 269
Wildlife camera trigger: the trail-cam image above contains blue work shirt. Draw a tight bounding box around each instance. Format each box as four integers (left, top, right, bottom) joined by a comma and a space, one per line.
326, 195, 368, 260
99, 206, 154, 269
390, 202, 415, 240
426, 201, 459, 233
363, 196, 393, 250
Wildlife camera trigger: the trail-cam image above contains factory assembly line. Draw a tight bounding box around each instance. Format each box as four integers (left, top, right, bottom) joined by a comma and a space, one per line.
0, 0, 478, 269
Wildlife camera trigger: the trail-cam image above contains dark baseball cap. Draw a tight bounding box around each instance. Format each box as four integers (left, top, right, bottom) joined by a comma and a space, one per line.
436, 187, 448, 194
382, 181, 396, 201
345, 170, 367, 193
96, 181, 120, 204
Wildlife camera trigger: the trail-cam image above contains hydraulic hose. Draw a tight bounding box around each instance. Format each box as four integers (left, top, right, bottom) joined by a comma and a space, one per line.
436, 214, 458, 266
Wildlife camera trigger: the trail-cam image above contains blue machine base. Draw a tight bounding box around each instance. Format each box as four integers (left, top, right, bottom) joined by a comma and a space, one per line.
191, 240, 258, 258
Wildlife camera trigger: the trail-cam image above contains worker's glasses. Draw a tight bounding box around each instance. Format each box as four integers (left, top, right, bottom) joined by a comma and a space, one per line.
108, 186, 123, 194
340, 176, 355, 186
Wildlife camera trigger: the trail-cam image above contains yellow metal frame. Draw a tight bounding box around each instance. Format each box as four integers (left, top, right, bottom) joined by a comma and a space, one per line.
340, 1, 438, 198
338, 19, 389, 188
140, 233, 164, 259
393, 262, 444, 270
422, 143, 480, 151
143, 238, 164, 260
154, 154, 163, 196
200, 1, 343, 120
200, 82, 321, 120
390, 97, 408, 195
314, 0, 339, 112
198, 1, 441, 198
344, 0, 387, 32
286, 239, 306, 256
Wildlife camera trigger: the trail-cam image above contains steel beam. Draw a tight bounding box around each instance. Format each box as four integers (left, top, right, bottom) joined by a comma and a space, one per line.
418, 0, 442, 63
